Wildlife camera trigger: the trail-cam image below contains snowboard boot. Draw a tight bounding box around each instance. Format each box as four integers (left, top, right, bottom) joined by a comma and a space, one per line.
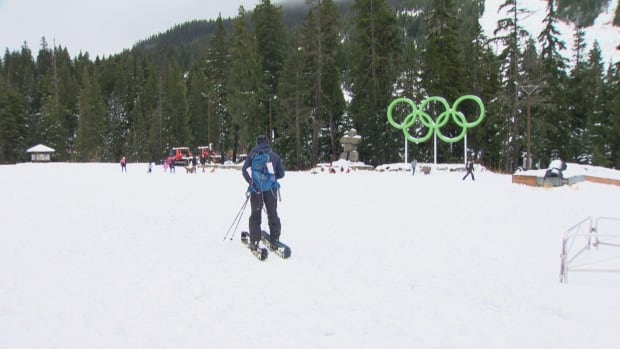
266, 234, 279, 251
248, 241, 259, 252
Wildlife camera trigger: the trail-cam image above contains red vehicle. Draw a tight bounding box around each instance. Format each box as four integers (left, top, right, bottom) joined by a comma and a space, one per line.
197, 145, 226, 164
167, 147, 193, 167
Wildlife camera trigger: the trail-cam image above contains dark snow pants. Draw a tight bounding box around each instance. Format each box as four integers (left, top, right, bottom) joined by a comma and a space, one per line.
249, 189, 281, 244
462, 170, 475, 181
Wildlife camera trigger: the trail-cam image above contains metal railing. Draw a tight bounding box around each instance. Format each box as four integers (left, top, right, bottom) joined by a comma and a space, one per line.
559, 216, 620, 283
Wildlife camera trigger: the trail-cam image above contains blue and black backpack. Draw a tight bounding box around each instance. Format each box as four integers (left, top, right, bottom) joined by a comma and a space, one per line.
250, 151, 277, 192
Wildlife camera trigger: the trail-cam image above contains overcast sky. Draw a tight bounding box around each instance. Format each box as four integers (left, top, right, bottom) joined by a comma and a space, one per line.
0, 0, 283, 58
1, 0, 617, 63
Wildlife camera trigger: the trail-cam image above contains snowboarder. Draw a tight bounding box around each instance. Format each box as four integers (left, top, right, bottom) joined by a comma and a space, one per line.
242, 135, 285, 251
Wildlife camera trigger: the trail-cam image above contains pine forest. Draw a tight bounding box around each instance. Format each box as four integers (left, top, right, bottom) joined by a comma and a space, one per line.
1, 0, 619, 172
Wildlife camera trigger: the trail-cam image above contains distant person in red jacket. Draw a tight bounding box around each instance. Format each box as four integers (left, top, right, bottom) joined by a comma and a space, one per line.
120, 156, 127, 173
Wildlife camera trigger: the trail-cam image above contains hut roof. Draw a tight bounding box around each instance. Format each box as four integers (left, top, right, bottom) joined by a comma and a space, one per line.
27, 144, 55, 153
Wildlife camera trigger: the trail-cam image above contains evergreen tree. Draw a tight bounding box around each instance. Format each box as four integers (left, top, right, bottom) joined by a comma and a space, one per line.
128, 57, 161, 161
421, 0, 468, 163
187, 52, 210, 148
75, 66, 106, 161
162, 63, 190, 149
347, 0, 402, 165
572, 24, 587, 67
392, 9, 426, 163
34, 38, 54, 112
556, 0, 609, 27
565, 28, 589, 163
101, 57, 132, 161
580, 42, 609, 166
422, 0, 463, 100
301, 0, 346, 164
277, 30, 313, 170
125, 55, 142, 160
36, 44, 78, 161
475, 42, 505, 170
145, 68, 163, 161
605, 63, 620, 167
463, 7, 501, 167
54, 47, 79, 160
253, 0, 287, 143
227, 7, 264, 160
393, 11, 422, 100
319, 0, 346, 162
36, 41, 62, 154
536, 0, 569, 163
517, 38, 544, 169
0, 67, 28, 163
205, 16, 231, 162
491, 0, 531, 171
4, 44, 38, 148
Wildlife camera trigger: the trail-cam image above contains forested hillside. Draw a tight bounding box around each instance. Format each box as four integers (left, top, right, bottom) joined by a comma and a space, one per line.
1, 0, 619, 172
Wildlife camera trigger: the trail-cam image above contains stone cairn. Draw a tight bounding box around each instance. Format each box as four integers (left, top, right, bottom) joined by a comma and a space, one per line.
339, 129, 362, 162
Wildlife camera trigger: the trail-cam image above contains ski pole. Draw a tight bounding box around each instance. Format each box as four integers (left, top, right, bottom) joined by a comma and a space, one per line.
227, 194, 250, 241
223, 193, 250, 241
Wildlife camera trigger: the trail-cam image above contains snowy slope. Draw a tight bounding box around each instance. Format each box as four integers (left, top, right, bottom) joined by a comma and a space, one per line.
1, 162, 620, 348
481, 0, 620, 66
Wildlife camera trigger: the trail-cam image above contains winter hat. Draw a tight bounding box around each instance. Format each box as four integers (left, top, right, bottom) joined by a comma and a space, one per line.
256, 135, 268, 145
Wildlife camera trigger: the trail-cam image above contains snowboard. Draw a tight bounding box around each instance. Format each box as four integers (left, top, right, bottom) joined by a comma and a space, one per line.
240, 231, 268, 261
260, 230, 292, 259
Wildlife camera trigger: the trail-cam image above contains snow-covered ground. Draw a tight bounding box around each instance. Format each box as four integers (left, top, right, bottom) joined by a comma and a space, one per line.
517, 161, 620, 180
1, 161, 620, 348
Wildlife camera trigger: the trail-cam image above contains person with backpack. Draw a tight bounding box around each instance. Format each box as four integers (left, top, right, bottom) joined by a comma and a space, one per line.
242, 135, 285, 251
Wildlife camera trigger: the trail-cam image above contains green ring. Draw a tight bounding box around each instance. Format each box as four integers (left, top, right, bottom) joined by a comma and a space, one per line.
387, 95, 485, 144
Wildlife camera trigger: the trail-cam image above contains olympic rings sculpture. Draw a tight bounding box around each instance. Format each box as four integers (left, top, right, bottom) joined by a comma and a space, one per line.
387, 95, 485, 144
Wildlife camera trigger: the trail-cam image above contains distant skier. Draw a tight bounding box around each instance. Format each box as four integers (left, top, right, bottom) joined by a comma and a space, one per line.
462, 160, 475, 181
168, 157, 175, 174
120, 156, 127, 173
411, 159, 417, 176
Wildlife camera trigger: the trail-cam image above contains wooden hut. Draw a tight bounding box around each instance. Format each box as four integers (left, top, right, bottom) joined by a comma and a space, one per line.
26, 144, 55, 162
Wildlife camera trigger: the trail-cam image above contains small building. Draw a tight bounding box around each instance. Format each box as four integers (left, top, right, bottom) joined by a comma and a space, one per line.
26, 144, 55, 162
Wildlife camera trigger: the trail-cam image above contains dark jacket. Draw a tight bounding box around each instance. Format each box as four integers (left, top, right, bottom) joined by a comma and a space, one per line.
242, 139, 285, 187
